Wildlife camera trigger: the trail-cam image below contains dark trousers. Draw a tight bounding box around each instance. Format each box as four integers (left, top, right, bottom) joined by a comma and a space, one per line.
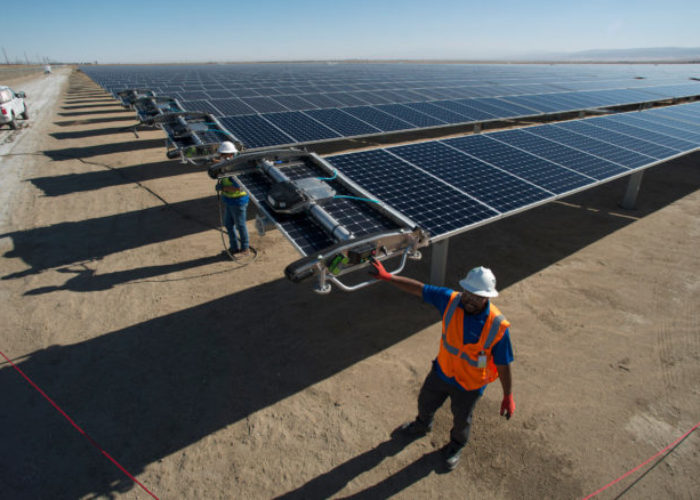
416, 368, 482, 447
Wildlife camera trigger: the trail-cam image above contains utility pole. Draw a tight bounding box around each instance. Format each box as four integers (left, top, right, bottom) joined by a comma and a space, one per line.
2, 47, 9, 65
24, 52, 30, 64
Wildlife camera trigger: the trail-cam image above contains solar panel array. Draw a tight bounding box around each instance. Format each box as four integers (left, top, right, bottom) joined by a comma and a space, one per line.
81, 63, 700, 150
323, 101, 700, 242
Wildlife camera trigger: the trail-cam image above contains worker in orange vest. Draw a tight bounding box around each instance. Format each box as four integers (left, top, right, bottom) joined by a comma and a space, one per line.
371, 259, 515, 471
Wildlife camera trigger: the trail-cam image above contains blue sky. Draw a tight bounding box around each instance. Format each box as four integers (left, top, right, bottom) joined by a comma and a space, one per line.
3, 0, 700, 63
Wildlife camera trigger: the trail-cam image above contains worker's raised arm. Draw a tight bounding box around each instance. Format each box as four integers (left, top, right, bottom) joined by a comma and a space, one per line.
369, 258, 424, 297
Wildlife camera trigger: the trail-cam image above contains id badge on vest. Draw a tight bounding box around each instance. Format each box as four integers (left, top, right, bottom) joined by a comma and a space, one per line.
477, 351, 487, 368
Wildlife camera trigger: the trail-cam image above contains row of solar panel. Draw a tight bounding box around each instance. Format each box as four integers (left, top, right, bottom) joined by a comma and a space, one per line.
192, 85, 700, 150
310, 101, 700, 245
95, 77, 696, 101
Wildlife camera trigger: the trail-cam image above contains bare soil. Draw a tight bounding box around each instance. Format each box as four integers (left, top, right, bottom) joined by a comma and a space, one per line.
0, 68, 698, 500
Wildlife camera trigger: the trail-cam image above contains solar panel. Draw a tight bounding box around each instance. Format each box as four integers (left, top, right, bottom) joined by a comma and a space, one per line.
603, 114, 700, 145
304, 108, 382, 136
627, 111, 700, 135
342, 106, 415, 132
374, 104, 447, 127
523, 124, 657, 169
84, 63, 700, 152
219, 115, 294, 149
326, 149, 499, 237
553, 120, 685, 157
263, 111, 340, 143
486, 128, 630, 180
403, 102, 474, 124
240, 96, 290, 113
387, 141, 551, 213
443, 134, 594, 194
209, 98, 257, 116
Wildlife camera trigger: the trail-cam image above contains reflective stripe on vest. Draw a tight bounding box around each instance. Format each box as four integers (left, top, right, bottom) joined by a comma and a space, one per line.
221, 177, 247, 199
437, 291, 510, 390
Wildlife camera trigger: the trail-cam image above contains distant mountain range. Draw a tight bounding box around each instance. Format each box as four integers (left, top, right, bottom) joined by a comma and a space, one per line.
513, 47, 700, 62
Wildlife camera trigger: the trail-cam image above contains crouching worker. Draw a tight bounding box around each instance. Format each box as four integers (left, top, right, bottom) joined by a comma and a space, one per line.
370, 260, 515, 471
215, 141, 250, 257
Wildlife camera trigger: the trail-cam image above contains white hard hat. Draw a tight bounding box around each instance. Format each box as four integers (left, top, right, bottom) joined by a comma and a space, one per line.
218, 141, 238, 154
459, 266, 498, 298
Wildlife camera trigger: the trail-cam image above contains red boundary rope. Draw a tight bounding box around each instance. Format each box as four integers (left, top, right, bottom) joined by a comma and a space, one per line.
583, 420, 700, 499
0, 349, 159, 500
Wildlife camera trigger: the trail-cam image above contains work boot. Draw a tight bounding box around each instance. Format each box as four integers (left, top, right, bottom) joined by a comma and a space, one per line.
398, 418, 431, 438
442, 440, 463, 471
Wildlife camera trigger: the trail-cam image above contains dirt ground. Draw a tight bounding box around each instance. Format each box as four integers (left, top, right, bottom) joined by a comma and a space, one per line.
1, 67, 698, 500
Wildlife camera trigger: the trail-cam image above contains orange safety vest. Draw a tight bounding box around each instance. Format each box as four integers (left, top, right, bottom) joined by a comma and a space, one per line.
436, 291, 510, 391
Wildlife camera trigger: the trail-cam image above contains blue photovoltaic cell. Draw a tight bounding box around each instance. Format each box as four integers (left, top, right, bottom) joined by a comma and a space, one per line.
487, 128, 630, 180
180, 99, 222, 116
639, 109, 700, 130
348, 91, 393, 105
404, 102, 473, 124
304, 108, 382, 136
648, 104, 700, 125
241, 96, 290, 113
478, 97, 543, 117
428, 100, 491, 121
374, 104, 446, 127
587, 116, 700, 150
610, 114, 700, 144
554, 120, 684, 158
206, 90, 234, 99
498, 95, 567, 113
342, 106, 415, 132
263, 111, 340, 142
210, 98, 257, 116
219, 115, 294, 149
296, 93, 345, 108
228, 88, 263, 98
629, 113, 700, 140
326, 149, 499, 237
270, 94, 317, 111
388, 141, 550, 212
324, 92, 370, 107
272, 86, 304, 95
177, 91, 210, 101
444, 134, 594, 194
524, 124, 657, 169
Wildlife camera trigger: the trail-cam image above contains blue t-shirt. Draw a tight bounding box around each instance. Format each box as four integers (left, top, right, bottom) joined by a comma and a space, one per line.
422, 284, 514, 394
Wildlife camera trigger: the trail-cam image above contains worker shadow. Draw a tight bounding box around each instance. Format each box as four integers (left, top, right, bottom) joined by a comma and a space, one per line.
57, 109, 132, 117
43, 138, 163, 160
0, 196, 219, 280
0, 278, 438, 499
62, 99, 119, 105
23, 254, 226, 295
28, 160, 200, 196
61, 103, 125, 110
54, 116, 140, 126
276, 430, 446, 500
50, 126, 145, 140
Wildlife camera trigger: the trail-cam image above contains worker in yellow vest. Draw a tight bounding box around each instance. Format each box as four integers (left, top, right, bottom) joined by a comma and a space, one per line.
371, 260, 515, 471
215, 141, 250, 257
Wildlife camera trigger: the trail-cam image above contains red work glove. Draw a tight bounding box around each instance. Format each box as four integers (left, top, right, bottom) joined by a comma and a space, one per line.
369, 258, 393, 281
500, 394, 515, 420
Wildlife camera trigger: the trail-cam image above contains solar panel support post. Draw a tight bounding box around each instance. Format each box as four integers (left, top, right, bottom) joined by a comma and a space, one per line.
620, 171, 644, 210
429, 239, 449, 287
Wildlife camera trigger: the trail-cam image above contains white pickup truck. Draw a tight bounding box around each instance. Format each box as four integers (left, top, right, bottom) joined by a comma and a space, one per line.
0, 86, 28, 130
